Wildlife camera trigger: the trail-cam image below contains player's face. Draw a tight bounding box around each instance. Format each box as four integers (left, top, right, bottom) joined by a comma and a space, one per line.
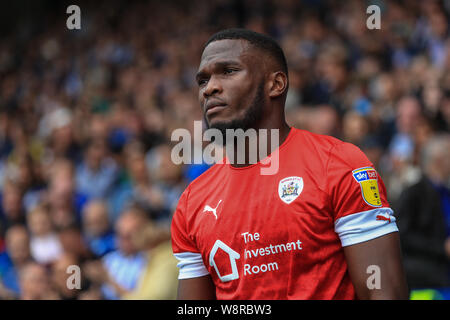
196, 39, 266, 132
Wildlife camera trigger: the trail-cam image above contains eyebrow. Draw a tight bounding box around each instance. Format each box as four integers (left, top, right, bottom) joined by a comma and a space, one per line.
196, 60, 241, 80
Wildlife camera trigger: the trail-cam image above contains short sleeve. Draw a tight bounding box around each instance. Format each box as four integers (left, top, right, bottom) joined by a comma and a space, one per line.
171, 187, 209, 279
327, 142, 398, 247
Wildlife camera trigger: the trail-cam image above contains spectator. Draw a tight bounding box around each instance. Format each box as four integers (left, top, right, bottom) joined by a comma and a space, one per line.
146, 144, 184, 220
386, 96, 423, 201
342, 111, 370, 148
5, 152, 46, 213
0, 225, 32, 299
75, 138, 119, 199
45, 159, 89, 228
50, 253, 82, 300
19, 262, 58, 300
123, 220, 178, 300
0, 180, 26, 237
27, 205, 63, 265
84, 206, 148, 299
82, 200, 116, 257
58, 225, 93, 263
396, 134, 450, 289
109, 141, 167, 222
39, 108, 81, 163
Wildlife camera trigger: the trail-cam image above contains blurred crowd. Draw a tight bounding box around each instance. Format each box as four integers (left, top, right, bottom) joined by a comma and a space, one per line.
0, 0, 449, 299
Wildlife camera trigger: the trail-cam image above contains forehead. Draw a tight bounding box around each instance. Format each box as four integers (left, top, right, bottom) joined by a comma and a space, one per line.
199, 39, 258, 70
118, 214, 141, 229
7, 229, 28, 242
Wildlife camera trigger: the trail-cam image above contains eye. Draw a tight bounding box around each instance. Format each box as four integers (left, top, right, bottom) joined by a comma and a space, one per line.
223, 68, 236, 75
197, 78, 208, 86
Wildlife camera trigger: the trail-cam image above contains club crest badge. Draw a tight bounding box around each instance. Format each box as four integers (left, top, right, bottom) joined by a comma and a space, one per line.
278, 176, 303, 204
352, 167, 382, 207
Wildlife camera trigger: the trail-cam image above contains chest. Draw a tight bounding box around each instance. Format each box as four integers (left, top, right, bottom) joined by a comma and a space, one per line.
188, 167, 340, 283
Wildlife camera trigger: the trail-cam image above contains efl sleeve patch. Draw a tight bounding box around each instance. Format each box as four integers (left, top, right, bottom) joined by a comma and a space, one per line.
352, 167, 382, 207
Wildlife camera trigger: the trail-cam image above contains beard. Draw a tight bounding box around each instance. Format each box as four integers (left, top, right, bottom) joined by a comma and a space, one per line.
204, 81, 265, 146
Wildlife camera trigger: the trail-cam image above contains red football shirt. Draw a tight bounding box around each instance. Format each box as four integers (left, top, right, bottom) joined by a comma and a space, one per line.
171, 127, 398, 299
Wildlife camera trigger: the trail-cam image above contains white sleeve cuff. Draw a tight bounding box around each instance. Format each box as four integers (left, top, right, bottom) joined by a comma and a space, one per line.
174, 252, 210, 279
335, 207, 399, 247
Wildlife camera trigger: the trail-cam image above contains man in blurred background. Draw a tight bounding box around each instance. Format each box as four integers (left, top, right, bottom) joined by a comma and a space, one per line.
84, 205, 177, 299
82, 200, 116, 257
50, 253, 81, 300
0, 180, 26, 238
396, 134, 450, 290
0, 225, 31, 299
27, 205, 63, 265
19, 262, 58, 300
84, 206, 148, 299
45, 158, 89, 228
75, 138, 119, 200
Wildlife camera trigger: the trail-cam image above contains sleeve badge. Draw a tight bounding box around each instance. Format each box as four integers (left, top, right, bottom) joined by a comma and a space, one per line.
352, 167, 382, 207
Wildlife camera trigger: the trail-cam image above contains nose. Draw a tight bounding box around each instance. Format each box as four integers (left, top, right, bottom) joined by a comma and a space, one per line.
203, 75, 222, 98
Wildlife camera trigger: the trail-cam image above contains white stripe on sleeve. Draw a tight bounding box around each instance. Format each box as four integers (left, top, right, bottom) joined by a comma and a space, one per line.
174, 252, 210, 279
335, 207, 399, 247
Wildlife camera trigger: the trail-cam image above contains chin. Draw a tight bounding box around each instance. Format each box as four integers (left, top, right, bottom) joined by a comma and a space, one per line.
207, 118, 235, 131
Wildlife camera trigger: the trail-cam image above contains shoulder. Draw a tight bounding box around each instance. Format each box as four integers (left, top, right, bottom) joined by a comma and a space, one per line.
102, 250, 122, 264
189, 162, 226, 187
290, 128, 342, 157
172, 163, 225, 228
178, 162, 227, 203
0, 251, 12, 269
292, 128, 342, 147
291, 128, 368, 169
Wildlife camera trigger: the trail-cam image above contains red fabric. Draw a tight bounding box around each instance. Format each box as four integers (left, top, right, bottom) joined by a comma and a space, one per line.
171, 128, 391, 299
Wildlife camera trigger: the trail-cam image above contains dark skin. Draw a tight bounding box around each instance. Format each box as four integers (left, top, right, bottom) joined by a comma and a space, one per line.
178, 39, 409, 300
196, 39, 290, 166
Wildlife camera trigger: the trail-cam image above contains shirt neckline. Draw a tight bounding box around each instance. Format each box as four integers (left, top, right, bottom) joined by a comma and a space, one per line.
225, 126, 296, 171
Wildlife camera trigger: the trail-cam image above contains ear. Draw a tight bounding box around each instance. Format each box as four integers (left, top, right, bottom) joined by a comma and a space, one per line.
268, 71, 288, 99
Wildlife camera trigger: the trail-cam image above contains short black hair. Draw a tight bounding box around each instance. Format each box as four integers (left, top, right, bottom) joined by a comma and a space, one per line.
204, 28, 288, 76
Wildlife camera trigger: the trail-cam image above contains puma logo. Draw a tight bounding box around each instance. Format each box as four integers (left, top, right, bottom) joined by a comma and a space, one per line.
376, 214, 391, 223
203, 200, 223, 220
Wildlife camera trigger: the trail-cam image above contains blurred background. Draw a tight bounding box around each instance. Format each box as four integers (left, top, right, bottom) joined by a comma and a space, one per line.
0, 0, 449, 300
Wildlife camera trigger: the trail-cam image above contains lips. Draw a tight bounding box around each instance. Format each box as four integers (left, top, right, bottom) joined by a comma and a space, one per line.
204, 100, 227, 116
